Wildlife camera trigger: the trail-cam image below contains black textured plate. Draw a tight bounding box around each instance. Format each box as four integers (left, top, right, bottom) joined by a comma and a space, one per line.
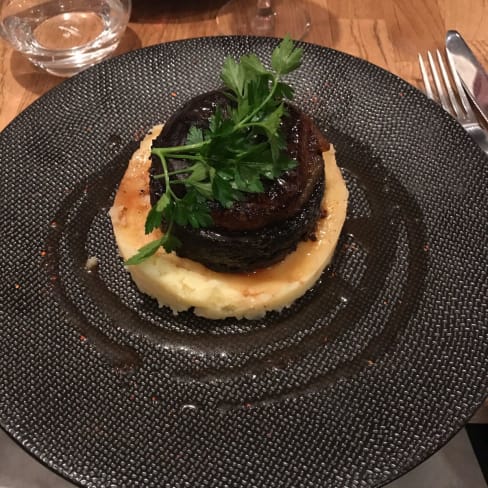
1, 36, 488, 488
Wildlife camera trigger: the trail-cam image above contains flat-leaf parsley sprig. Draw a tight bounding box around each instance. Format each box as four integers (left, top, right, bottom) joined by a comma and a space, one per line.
125, 37, 303, 266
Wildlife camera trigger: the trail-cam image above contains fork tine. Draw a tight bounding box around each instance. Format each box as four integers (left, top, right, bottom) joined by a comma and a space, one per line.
427, 50, 452, 114
418, 53, 434, 100
435, 49, 463, 119
445, 48, 476, 119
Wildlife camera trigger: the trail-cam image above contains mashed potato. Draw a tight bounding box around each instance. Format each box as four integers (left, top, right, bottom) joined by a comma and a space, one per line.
110, 125, 348, 320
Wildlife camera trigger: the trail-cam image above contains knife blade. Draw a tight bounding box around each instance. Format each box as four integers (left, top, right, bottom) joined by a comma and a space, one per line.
446, 30, 488, 126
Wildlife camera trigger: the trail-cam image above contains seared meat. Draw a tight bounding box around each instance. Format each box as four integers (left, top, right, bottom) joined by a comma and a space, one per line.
150, 90, 328, 273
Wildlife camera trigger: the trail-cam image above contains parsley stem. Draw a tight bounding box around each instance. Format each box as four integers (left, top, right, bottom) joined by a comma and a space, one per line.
152, 141, 208, 156
157, 152, 171, 191
153, 164, 199, 180
155, 152, 179, 202
164, 154, 203, 161
165, 218, 174, 237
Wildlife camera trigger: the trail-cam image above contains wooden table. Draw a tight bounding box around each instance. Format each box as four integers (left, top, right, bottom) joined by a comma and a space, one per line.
1, 0, 487, 132
1, 1, 488, 487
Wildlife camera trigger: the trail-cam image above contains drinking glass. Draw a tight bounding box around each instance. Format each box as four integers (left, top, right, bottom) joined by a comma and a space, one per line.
0, 0, 132, 77
216, 0, 311, 40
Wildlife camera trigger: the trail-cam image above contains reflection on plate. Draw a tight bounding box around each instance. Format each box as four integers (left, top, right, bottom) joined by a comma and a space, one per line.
0, 36, 487, 488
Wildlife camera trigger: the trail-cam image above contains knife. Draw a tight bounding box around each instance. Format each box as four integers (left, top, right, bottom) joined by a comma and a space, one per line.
446, 30, 488, 126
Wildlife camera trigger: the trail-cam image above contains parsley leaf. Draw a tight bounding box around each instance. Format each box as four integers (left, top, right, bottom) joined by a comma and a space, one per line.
174, 190, 213, 228
124, 237, 165, 265
240, 53, 269, 78
161, 232, 181, 253
144, 193, 170, 234
221, 57, 246, 98
212, 173, 237, 208
271, 35, 303, 75
185, 162, 208, 183
186, 126, 204, 145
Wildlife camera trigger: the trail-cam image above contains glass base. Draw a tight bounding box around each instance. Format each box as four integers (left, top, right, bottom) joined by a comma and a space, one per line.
27, 41, 121, 77
216, 0, 311, 40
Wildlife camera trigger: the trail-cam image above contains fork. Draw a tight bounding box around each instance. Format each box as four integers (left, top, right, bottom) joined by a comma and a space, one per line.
418, 49, 488, 155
